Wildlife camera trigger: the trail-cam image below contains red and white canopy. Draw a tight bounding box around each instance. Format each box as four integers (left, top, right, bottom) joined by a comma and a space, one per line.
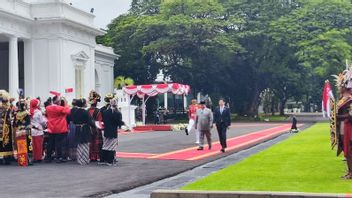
123, 83, 190, 98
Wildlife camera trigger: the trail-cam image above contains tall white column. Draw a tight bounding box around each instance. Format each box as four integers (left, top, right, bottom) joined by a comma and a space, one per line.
24, 39, 34, 97
9, 36, 19, 99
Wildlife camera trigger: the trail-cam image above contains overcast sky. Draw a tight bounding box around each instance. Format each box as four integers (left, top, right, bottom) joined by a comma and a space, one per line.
69, 0, 132, 29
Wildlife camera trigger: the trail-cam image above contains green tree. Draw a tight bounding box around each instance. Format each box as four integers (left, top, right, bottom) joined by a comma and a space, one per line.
271, 0, 352, 110
114, 76, 135, 89
101, 0, 352, 116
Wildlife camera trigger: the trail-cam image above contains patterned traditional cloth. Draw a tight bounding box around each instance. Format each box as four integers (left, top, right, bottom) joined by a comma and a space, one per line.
90, 130, 102, 161
77, 143, 90, 165
88, 107, 103, 161
102, 137, 118, 152
14, 110, 32, 166
0, 106, 13, 160
67, 122, 77, 148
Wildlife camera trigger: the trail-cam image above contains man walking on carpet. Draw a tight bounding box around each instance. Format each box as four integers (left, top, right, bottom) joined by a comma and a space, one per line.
213, 98, 231, 153
195, 101, 213, 151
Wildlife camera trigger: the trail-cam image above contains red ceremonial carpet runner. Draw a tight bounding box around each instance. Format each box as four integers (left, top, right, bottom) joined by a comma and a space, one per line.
117, 124, 298, 161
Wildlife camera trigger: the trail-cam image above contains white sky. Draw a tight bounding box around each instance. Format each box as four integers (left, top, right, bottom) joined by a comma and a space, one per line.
69, 0, 132, 29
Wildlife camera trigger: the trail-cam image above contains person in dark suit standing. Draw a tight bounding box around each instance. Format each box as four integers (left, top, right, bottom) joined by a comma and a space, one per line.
213, 99, 231, 153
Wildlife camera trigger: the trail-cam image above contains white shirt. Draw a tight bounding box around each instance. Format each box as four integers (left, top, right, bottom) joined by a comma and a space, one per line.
220, 106, 225, 114
31, 109, 47, 136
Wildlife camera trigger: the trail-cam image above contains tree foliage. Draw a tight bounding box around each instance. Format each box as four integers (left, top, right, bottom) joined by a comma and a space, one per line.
98, 0, 352, 116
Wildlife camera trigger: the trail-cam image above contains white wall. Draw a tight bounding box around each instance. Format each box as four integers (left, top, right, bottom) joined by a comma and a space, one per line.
95, 57, 114, 99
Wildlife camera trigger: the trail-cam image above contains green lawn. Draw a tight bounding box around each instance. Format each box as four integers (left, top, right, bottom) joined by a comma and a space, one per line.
182, 123, 352, 194
231, 114, 288, 122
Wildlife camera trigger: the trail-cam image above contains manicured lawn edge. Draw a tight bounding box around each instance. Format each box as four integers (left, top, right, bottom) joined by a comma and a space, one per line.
182, 123, 352, 194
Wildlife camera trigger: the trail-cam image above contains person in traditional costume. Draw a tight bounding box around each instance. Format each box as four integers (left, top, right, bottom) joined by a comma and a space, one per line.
67, 99, 78, 160
30, 98, 47, 162
333, 67, 352, 179
101, 93, 114, 113
0, 90, 13, 165
70, 99, 96, 165
14, 99, 33, 166
88, 91, 103, 162
45, 96, 70, 163
100, 98, 123, 166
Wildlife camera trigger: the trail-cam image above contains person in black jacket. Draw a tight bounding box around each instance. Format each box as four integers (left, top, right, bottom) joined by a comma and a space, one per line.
213, 99, 231, 153
70, 99, 96, 165
100, 98, 123, 166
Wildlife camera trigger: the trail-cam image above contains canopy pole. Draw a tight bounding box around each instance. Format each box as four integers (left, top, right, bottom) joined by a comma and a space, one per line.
164, 92, 168, 110
183, 94, 187, 111
142, 97, 146, 125
127, 95, 133, 129
142, 96, 151, 125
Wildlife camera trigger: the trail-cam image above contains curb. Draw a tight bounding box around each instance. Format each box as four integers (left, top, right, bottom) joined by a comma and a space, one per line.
150, 190, 349, 198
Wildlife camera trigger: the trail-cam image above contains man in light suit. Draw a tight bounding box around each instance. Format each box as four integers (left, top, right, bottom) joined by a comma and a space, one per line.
213, 98, 231, 153
195, 101, 213, 150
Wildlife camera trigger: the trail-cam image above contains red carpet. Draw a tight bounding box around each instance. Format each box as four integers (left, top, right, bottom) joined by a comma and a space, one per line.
117, 124, 300, 161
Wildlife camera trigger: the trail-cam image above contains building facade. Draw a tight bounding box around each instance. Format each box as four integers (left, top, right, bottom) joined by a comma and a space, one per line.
0, 0, 117, 101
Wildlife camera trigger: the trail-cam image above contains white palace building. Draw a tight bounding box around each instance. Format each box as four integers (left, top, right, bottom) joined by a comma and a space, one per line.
0, 0, 118, 101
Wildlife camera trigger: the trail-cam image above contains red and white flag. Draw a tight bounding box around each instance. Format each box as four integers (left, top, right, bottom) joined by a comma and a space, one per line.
65, 88, 74, 93
322, 80, 334, 118
49, 91, 61, 97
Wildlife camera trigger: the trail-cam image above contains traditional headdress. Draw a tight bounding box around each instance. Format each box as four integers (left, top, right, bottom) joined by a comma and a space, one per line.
333, 63, 352, 91
89, 90, 101, 105
0, 90, 10, 103
104, 93, 114, 103
17, 99, 27, 111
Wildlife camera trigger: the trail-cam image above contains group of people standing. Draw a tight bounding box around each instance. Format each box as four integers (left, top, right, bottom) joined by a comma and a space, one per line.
0, 90, 123, 166
186, 98, 231, 153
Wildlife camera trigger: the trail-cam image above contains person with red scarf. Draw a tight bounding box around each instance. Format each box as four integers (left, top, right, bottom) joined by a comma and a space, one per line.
88, 90, 103, 161
45, 96, 70, 163
30, 98, 47, 162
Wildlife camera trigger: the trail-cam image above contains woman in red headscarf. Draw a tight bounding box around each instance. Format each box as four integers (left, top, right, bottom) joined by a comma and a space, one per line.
30, 98, 47, 162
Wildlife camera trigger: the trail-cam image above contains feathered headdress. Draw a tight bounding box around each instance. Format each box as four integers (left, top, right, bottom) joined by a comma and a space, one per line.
333, 61, 352, 91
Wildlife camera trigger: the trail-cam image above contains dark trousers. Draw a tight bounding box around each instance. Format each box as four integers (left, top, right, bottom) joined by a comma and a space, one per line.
199, 130, 212, 148
46, 133, 67, 160
101, 150, 115, 164
216, 123, 228, 149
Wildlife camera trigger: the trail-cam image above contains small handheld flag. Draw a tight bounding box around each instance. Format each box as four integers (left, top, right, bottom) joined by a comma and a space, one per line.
322, 80, 334, 118
49, 91, 61, 97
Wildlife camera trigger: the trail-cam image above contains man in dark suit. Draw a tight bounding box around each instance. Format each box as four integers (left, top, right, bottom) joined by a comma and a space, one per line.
213, 98, 231, 153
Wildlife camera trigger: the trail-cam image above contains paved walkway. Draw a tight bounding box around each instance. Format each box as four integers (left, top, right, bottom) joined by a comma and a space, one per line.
0, 123, 311, 198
